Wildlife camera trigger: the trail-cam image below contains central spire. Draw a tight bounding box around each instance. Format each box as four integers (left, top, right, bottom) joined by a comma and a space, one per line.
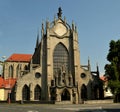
57, 7, 62, 18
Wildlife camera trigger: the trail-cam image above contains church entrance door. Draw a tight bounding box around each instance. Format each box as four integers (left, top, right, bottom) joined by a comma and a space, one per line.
81, 84, 87, 100
61, 89, 70, 101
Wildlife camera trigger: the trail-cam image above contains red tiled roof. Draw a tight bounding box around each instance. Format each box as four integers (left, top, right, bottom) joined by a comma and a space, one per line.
0, 77, 16, 89
6, 53, 32, 62
0, 77, 4, 88
4, 78, 16, 89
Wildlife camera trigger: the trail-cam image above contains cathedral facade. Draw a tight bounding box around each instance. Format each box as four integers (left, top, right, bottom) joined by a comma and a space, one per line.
3, 8, 103, 104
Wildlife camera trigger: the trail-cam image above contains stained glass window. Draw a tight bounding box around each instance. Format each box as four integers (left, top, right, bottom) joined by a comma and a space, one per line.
53, 43, 69, 74
34, 85, 41, 100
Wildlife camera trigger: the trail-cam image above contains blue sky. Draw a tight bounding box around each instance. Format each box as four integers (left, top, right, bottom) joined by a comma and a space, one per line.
0, 0, 120, 75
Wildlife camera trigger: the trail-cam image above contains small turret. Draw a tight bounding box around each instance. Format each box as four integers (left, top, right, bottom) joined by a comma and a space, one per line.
75, 25, 77, 33
64, 16, 66, 24
72, 21, 75, 31
46, 19, 50, 29
41, 22, 44, 37
96, 62, 100, 77
35, 31, 39, 51
88, 57, 91, 71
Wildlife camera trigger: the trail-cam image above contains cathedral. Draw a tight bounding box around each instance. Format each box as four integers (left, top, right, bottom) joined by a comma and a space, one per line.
3, 8, 103, 104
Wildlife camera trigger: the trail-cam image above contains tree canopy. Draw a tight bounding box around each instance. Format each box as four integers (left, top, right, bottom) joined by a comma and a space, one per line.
105, 40, 120, 96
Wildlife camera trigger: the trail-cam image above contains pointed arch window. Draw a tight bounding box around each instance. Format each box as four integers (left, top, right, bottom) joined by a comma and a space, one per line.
53, 43, 69, 74
34, 85, 41, 100
24, 65, 28, 70
16, 64, 21, 78
22, 85, 30, 101
9, 65, 13, 78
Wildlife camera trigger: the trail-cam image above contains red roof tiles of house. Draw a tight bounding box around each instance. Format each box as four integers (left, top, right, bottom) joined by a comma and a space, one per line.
4, 78, 16, 89
0, 77, 16, 89
0, 77, 5, 88
6, 53, 32, 62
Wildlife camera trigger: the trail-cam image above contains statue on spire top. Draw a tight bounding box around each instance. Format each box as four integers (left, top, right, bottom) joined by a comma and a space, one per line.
57, 7, 62, 18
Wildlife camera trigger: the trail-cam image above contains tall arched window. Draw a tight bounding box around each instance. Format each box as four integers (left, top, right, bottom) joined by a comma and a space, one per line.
22, 85, 30, 101
24, 65, 28, 70
53, 43, 69, 74
34, 85, 41, 100
16, 64, 21, 78
9, 65, 13, 78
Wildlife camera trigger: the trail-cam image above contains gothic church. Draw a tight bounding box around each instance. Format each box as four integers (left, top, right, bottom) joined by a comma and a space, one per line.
3, 8, 103, 104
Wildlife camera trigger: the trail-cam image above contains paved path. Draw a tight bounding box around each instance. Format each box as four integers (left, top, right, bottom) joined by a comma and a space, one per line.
0, 103, 120, 112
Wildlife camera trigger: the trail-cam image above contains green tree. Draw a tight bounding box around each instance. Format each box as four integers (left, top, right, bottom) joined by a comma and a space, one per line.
104, 40, 120, 102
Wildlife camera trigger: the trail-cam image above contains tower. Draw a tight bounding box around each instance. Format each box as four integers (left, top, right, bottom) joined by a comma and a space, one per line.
32, 7, 81, 103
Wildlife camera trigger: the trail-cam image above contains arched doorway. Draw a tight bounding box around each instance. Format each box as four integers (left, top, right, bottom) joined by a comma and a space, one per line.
34, 85, 41, 100
94, 85, 100, 99
22, 85, 30, 101
50, 88, 56, 101
81, 84, 87, 100
61, 89, 70, 101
